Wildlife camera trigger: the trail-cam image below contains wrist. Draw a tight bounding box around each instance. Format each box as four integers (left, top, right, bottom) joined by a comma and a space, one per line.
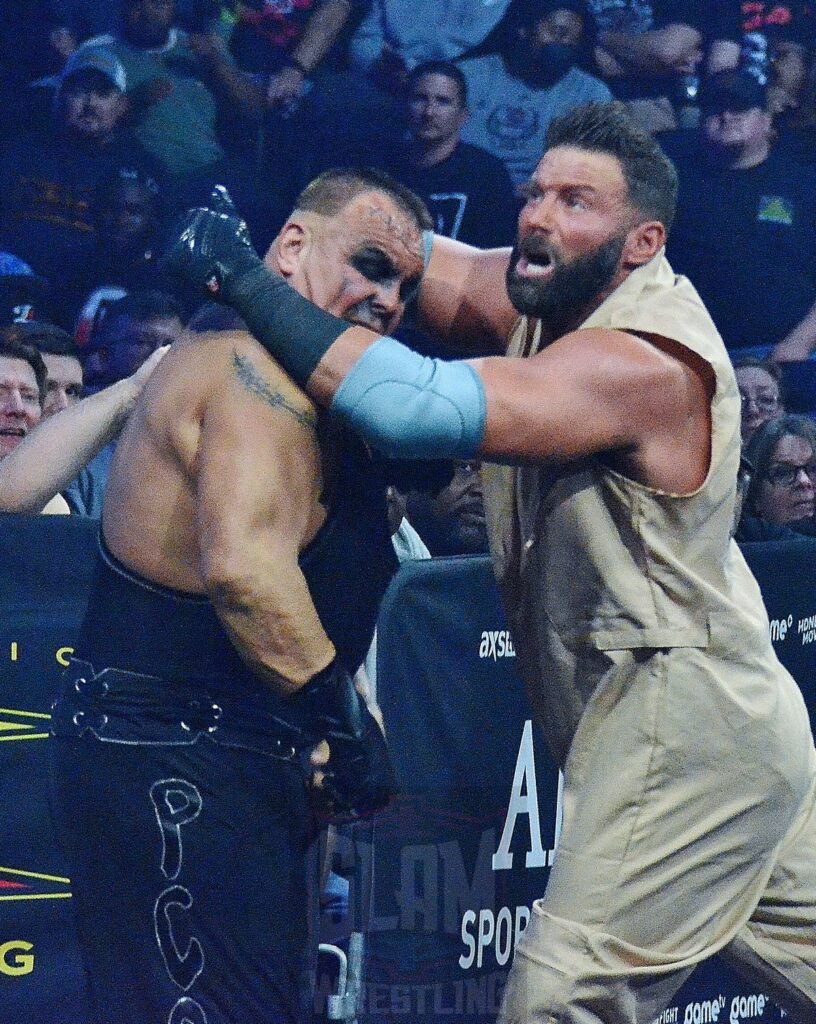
297, 658, 343, 705
221, 256, 280, 307
103, 376, 140, 431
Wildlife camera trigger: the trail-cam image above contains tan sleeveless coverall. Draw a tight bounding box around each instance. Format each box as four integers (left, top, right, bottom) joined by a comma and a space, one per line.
483, 253, 816, 1023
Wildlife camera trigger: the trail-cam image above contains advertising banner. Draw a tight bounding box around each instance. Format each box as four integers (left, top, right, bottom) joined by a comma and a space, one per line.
367, 548, 816, 1023
0, 520, 814, 1024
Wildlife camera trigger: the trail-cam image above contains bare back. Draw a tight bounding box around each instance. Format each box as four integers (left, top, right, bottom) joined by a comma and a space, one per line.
103, 330, 327, 594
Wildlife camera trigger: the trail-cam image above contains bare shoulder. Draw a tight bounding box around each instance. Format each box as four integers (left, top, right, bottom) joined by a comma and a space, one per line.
224, 330, 318, 433
162, 328, 318, 428
476, 324, 712, 476
539, 327, 712, 413
540, 327, 712, 491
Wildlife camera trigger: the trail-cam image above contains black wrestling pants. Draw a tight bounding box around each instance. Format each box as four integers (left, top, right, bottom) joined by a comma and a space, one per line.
50, 660, 318, 1024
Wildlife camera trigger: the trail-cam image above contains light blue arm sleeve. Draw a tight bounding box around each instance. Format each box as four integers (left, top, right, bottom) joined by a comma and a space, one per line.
331, 337, 487, 460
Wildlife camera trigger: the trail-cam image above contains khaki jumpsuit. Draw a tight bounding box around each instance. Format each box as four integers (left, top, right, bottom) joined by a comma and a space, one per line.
484, 254, 816, 1024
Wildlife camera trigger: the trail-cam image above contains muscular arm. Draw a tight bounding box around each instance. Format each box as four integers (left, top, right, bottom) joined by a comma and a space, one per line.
196, 347, 335, 693
162, 199, 708, 489
417, 235, 515, 353
310, 325, 711, 491
0, 348, 165, 514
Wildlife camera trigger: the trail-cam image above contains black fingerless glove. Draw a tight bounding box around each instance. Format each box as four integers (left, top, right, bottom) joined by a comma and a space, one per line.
160, 186, 348, 387
159, 184, 264, 302
293, 660, 397, 822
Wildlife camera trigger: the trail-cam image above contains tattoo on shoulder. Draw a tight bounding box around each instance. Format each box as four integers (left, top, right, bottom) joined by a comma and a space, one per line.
232, 352, 316, 430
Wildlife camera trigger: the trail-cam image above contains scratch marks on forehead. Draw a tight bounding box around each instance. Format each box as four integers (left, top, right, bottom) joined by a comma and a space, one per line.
352, 196, 424, 272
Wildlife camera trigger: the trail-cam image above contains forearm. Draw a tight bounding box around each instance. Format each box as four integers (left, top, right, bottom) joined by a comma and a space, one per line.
770, 305, 816, 362
291, 0, 352, 73
206, 538, 394, 819
206, 547, 336, 693
598, 25, 700, 74
347, 4, 385, 71
0, 377, 138, 513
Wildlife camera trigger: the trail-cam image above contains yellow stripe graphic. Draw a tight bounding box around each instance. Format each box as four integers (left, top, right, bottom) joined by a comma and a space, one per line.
0, 892, 72, 902
0, 866, 72, 902
0, 708, 52, 741
0, 708, 52, 719
0, 866, 71, 884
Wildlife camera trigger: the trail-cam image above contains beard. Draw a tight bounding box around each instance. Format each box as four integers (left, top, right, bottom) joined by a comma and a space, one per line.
508, 41, 580, 89
505, 232, 626, 334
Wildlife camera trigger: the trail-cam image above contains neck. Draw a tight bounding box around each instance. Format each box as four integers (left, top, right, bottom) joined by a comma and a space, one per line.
503, 54, 566, 90
63, 128, 115, 147
409, 135, 459, 169
535, 268, 633, 344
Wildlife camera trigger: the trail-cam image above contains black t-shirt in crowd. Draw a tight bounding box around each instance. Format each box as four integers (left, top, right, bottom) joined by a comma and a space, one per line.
663, 137, 816, 350
384, 142, 518, 249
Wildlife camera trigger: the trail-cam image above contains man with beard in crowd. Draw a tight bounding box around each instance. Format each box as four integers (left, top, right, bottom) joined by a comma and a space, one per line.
457, 0, 611, 188
49, 168, 429, 1024
167, 102, 816, 1024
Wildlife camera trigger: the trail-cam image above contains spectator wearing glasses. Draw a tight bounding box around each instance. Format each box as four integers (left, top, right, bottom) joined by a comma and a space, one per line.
738, 414, 816, 538
733, 357, 785, 444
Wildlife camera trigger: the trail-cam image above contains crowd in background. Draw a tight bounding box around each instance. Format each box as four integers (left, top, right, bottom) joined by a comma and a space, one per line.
2, 0, 816, 544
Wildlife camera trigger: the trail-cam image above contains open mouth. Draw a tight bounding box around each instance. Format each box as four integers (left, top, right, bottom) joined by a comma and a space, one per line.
515, 250, 554, 280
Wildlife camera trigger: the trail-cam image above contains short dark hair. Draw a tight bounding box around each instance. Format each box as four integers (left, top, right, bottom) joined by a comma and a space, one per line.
408, 60, 468, 108
294, 168, 433, 232
15, 321, 80, 360
745, 413, 816, 512
0, 331, 47, 406
94, 165, 163, 223
545, 102, 679, 234
732, 355, 785, 402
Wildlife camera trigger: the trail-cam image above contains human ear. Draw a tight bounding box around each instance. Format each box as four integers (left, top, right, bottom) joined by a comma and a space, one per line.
623, 220, 666, 268
273, 222, 308, 278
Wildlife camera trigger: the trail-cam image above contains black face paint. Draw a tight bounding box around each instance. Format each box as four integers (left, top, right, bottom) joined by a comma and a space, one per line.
350, 247, 397, 283
350, 246, 422, 306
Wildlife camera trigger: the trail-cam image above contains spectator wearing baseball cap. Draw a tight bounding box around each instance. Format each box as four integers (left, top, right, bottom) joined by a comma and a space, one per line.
698, 68, 768, 119
663, 69, 816, 359
0, 44, 162, 326
58, 47, 129, 101
0, 253, 53, 326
